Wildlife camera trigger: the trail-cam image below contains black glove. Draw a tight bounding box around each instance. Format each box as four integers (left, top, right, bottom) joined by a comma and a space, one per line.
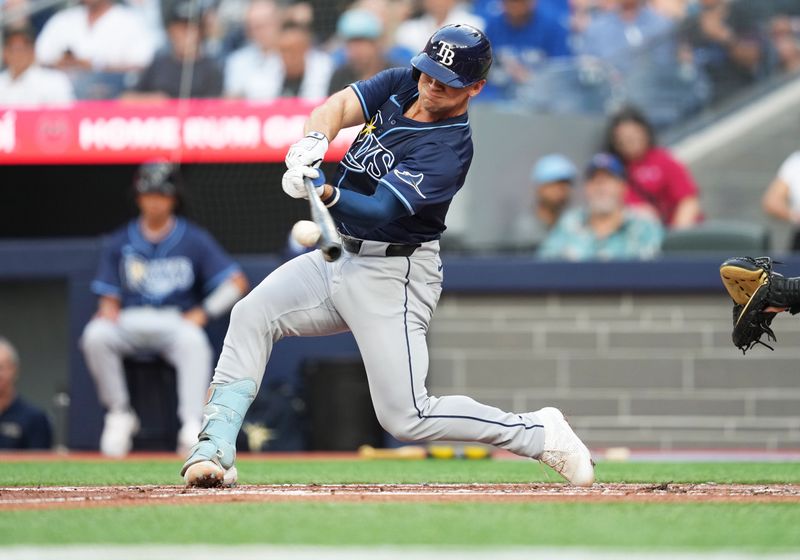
719, 256, 800, 353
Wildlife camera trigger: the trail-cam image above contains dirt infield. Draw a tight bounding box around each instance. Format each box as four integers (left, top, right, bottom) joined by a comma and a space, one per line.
2, 483, 799, 510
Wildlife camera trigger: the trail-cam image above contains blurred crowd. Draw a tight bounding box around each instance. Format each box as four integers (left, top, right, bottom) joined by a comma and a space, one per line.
528, 104, 701, 262
1, 0, 799, 267
2, 0, 800, 126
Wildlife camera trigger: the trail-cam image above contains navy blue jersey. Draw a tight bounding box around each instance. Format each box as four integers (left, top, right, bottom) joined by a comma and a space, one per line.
335, 67, 474, 243
0, 397, 52, 450
91, 218, 240, 311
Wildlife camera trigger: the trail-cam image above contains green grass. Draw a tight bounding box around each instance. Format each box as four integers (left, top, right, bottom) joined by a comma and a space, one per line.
2, 502, 799, 549
1, 458, 799, 486
1, 459, 799, 549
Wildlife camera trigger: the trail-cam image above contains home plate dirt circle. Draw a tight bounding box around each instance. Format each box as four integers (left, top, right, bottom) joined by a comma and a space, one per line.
2, 483, 800, 510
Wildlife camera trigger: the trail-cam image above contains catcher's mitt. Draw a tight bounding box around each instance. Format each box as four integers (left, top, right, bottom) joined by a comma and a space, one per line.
718, 256, 800, 353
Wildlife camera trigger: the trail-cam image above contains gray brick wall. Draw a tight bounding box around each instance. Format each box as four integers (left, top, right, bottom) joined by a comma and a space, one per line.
428, 293, 800, 450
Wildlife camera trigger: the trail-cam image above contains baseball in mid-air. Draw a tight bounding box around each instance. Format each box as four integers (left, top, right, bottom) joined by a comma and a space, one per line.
291, 220, 321, 247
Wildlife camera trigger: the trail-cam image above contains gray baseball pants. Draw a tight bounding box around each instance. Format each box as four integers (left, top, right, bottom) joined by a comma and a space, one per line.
81, 308, 211, 425
212, 240, 545, 458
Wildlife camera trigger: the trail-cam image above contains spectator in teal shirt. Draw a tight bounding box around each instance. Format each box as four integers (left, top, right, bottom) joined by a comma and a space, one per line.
538, 153, 664, 261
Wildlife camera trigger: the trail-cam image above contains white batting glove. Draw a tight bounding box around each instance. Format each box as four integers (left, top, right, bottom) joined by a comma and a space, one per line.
285, 131, 329, 169
281, 166, 326, 200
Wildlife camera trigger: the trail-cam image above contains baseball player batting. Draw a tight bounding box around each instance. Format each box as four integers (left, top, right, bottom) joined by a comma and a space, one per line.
181, 24, 594, 487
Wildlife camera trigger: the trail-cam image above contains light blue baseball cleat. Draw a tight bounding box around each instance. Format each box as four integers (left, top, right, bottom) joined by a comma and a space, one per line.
180, 378, 257, 488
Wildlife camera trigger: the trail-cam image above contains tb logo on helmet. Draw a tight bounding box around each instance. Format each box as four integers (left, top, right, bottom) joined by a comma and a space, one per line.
436, 41, 456, 66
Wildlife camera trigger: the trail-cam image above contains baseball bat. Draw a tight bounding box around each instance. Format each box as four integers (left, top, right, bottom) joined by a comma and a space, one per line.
304, 177, 342, 262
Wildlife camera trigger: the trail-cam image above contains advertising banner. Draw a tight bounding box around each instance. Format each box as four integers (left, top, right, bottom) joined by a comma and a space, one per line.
0, 99, 358, 164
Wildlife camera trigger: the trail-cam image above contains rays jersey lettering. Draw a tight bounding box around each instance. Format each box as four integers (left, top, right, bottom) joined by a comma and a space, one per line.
122, 251, 194, 298
342, 112, 395, 180
338, 67, 474, 244
91, 217, 239, 310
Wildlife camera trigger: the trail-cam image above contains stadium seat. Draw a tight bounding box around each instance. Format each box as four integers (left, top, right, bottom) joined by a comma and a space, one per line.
661, 220, 770, 254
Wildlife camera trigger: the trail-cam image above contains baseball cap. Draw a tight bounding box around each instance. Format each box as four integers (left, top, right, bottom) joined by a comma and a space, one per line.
531, 154, 577, 185
168, 0, 208, 23
337, 9, 382, 40
585, 153, 626, 180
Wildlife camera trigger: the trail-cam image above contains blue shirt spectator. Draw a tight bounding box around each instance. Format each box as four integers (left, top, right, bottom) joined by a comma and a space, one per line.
0, 337, 52, 450
486, 0, 571, 62
484, 0, 571, 99
578, 0, 674, 73
538, 153, 664, 261
475, 0, 569, 22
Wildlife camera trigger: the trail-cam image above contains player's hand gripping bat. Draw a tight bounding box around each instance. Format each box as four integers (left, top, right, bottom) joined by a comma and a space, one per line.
304, 177, 342, 262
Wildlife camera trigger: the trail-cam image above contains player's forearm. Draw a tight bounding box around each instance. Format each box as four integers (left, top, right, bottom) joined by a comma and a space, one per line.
97, 296, 121, 320
202, 273, 248, 319
762, 179, 794, 223
670, 197, 701, 229
304, 88, 364, 141
304, 102, 343, 142
324, 185, 407, 228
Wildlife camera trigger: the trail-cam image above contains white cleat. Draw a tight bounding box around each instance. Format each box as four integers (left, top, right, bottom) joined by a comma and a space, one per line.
100, 409, 140, 458
183, 460, 238, 488
176, 419, 202, 457
535, 407, 595, 486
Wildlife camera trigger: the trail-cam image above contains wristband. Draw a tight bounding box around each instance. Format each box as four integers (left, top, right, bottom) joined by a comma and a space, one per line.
307, 131, 328, 142
324, 187, 341, 208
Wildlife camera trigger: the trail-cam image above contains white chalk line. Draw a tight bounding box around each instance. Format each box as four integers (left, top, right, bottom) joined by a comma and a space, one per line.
1, 545, 799, 560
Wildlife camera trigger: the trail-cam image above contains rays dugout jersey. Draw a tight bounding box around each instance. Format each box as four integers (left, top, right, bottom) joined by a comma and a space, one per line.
91, 217, 240, 311
336, 67, 474, 243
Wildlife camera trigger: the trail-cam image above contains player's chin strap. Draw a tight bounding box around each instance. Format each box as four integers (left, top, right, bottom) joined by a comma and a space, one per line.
180, 379, 257, 475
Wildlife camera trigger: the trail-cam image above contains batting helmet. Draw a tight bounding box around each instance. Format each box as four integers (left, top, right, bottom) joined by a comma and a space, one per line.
133, 160, 181, 197
410, 24, 492, 88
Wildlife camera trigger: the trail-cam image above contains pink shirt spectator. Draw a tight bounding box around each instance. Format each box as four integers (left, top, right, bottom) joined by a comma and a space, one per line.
623, 147, 699, 226
606, 105, 701, 229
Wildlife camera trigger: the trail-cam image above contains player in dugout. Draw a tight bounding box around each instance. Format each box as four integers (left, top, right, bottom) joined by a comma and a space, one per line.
0, 337, 53, 450
180, 24, 595, 488
80, 161, 249, 458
